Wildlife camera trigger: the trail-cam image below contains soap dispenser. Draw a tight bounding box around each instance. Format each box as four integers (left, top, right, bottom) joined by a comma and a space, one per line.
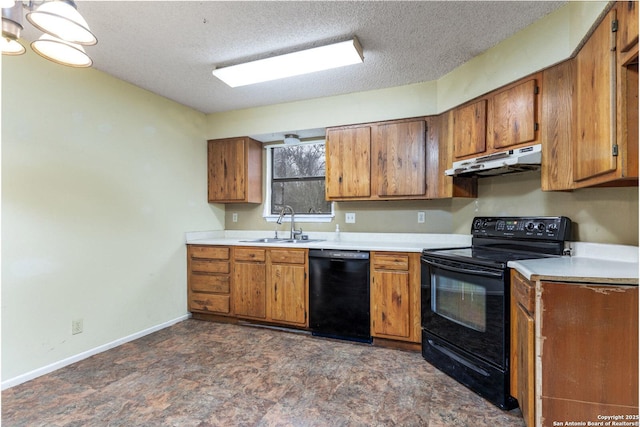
335, 224, 341, 241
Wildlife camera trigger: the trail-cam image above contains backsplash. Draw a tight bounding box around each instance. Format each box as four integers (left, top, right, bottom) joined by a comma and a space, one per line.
224, 171, 639, 246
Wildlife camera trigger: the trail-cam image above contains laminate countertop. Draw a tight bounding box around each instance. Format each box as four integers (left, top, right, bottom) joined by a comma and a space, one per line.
509, 242, 638, 285
185, 230, 472, 253
186, 230, 638, 285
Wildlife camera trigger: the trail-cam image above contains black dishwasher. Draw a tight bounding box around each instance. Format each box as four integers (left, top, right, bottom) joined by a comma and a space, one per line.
308, 249, 371, 343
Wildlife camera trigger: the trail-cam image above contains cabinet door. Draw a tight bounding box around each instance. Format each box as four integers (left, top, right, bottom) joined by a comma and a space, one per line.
325, 127, 371, 199
232, 261, 266, 319
270, 263, 307, 325
541, 60, 577, 191
617, 1, 638, 53
426, 114, 478, 199
488, 79, 538, 150
372, 120, 426, 197
453, 99, 487, 159
515, 303, 535, 427
574, 9, 618, 182
540, 281, 638, 420
371, 269, 410, 339
208, 138, 246, 202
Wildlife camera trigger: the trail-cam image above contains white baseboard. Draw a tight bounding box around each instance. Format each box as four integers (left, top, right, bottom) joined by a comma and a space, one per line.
1, 314, 190, 390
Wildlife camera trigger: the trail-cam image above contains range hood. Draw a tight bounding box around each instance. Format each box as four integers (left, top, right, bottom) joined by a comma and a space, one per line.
445, 144, 542, 177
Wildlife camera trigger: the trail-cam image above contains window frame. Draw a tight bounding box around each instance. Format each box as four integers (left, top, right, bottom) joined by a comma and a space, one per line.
262, 140, 334, 223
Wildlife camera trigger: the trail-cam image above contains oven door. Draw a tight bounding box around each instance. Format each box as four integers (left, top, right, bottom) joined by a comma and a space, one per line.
421, 254, 507, 369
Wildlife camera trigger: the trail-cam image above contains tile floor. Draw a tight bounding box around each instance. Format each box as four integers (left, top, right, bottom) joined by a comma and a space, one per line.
2, 319, 525, 426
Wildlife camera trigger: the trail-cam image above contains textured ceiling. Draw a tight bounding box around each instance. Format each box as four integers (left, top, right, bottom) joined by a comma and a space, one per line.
22, 1, 566, 114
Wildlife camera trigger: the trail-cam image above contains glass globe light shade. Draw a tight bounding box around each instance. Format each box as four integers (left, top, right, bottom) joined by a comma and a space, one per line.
2, 36, 25, 55
26, 0, 97, 45
31, 33, 92, 67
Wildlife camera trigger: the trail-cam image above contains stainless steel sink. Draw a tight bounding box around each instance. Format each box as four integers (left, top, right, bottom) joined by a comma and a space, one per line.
240, 238, 324, 244
241, 238, 287, 243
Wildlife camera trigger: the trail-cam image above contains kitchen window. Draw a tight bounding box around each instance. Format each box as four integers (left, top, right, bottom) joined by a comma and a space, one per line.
263, 140, 334, 222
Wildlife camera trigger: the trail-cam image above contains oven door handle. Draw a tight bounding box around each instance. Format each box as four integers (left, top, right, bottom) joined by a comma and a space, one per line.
422, 258, 504, 279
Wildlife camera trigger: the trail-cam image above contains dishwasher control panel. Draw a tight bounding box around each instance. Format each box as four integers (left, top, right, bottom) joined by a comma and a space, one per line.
309, 249, 370, 259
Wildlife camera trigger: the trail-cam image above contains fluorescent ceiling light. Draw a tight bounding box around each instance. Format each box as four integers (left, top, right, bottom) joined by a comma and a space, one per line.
213, 37, 364, 87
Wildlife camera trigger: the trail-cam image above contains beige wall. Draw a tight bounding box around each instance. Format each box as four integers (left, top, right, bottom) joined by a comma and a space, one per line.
2, 50, 223, 381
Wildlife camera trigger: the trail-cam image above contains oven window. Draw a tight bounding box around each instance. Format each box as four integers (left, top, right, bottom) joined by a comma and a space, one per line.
431, 273, 486, 332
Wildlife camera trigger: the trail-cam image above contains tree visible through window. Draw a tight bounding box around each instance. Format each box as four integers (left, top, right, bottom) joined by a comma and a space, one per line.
271, 142, 331, 215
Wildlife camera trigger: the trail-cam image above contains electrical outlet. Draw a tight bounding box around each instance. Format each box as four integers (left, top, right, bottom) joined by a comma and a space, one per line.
72, 319, 83, 335
232, 213, 238, 223
345, 212, 356, 223
418, 211, 426, 223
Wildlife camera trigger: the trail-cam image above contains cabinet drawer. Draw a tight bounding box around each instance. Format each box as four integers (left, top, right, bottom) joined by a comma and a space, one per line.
190, 259, 230, 274
190, 274, 230, 294
234, 247, 266, 262
512, 277, 535, 313
189, 293, 230, 314
372, 253, 409, 270
189, 246, 230, 260
270, 249, 306, 264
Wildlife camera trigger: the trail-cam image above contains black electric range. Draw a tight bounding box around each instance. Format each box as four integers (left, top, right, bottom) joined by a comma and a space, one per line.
420, 216, 572, 409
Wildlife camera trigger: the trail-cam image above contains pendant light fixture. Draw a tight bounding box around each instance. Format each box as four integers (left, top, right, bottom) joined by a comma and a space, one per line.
2, 0, 97, 67
1, 2, 25, 55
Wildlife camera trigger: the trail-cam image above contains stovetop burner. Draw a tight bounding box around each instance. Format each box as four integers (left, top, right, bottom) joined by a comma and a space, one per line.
422, 216, 572, 268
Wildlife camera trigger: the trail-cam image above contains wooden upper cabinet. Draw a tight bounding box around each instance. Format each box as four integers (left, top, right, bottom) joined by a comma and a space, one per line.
453, 99, 487, 159
326, 119, 429, 201
426, 114, 477, 199
572, 4, 638, 187
487, 78, 539, 150
371, 120, 426, 197
452, 74, 540, 161
574, 9, 618, 183
207, 137, 262, 203
541, 60, 577, 191
617, 1, 639, 53
542, 2, 637, 191
325, 126, 371, 200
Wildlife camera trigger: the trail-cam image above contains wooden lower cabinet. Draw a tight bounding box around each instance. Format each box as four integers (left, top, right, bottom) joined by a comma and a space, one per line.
370, 252, 421, 343
510, 271, 535, 427
233, 247, 267, 319
232, 247, 308, 327
510, 270, 639, 426
268, 249, 308, 326
187, 245, 232, 315
539, 280, 638, 425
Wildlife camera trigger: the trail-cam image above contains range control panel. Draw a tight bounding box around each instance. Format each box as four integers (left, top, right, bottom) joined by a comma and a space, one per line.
471, 216, 572, 241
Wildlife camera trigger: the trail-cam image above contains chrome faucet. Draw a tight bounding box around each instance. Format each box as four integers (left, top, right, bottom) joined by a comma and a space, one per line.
277, 205, 302, 239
